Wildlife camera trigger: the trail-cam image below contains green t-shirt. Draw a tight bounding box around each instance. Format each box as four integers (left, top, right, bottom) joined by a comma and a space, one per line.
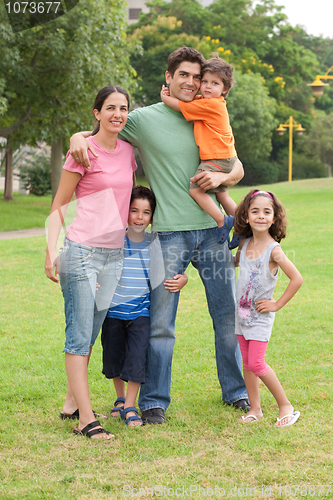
119, 102, 218, 232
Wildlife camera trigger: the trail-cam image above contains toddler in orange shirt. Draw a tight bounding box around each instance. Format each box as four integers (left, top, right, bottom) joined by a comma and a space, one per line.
161, 56, 240, 247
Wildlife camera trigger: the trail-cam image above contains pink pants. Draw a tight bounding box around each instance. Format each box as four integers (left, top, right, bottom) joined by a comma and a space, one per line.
237, 335, 271, 377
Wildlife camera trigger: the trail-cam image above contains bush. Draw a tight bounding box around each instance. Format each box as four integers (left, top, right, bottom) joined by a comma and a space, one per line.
16, 152, 52, 196
277, 152, 327, 182
240, 161, 279, 186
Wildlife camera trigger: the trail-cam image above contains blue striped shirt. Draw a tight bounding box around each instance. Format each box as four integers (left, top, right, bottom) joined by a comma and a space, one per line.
107, 233, 151, 320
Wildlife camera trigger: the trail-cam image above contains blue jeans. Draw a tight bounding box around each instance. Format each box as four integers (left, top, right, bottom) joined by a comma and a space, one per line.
60, 238, 123, 355
138, 228, 247, 411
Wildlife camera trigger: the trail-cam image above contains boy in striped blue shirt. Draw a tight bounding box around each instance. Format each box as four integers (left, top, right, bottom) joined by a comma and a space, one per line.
101, 186, 187, 427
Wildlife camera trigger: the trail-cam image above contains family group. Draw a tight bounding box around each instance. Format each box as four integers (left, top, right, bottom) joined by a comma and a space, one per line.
44, 47, 303, 440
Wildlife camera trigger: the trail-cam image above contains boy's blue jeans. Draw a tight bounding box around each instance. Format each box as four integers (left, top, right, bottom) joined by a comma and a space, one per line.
138, 227, 248, 412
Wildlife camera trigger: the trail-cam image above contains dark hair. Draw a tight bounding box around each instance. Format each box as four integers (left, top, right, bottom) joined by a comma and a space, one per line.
202, 56, 235, 97
92, 85, 130, 136
167, 46, 206, 77
130, 185, 156, 217
234, 189, 287, 242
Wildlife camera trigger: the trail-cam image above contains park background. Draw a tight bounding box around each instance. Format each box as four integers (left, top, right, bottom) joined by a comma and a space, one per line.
0, 0, 333, 498
1, 0, 333, 195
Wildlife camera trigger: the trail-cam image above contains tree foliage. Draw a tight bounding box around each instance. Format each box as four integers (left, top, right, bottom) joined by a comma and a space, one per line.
128, 0, 332, 184
0, 0, 138, 198
228, 72, 276, 163
297, 112, 333, 178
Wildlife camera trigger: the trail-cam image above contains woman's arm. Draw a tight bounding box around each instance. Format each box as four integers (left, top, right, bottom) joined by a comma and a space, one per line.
44, 170, 82, 283
190, 157, 244, 191
255, 246, 303, 313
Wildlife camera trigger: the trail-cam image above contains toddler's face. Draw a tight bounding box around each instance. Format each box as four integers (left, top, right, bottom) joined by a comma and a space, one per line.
200, 72, 225, 99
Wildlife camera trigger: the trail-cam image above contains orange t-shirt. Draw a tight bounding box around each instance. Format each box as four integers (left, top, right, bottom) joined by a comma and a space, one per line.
179, 96, 236, 160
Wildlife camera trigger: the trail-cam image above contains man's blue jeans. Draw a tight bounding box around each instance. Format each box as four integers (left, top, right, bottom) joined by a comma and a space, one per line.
138, 228, 247, 412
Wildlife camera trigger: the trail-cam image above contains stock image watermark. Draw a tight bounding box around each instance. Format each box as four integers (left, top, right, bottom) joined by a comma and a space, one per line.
122, 484, 332, 497
3, 0, 79, 32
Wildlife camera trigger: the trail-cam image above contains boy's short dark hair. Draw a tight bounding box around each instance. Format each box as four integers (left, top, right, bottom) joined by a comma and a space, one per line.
202, 56, 235, 97
130, 185, 156, 217
167, 46, 206, 77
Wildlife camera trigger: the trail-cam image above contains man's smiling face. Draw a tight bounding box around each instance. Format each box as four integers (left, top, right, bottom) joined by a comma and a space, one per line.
165, 61, 201, 102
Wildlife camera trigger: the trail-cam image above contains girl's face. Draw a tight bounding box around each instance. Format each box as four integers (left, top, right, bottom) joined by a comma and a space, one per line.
93, 92, 128, 135
200, 72, 225, 99
247, 196, 275, 232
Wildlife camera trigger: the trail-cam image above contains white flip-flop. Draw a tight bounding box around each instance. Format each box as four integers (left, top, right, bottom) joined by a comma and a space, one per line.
275, 410, 300, 427
241, 414, 263, 423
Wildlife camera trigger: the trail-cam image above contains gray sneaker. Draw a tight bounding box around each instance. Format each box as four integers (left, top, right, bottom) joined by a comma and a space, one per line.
141, 408, 166, 424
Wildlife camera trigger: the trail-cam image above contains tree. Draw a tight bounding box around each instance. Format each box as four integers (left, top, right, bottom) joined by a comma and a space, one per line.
127, 0, 333, 184
228, 72, 276, 163
298, 112, 333, 178
0, 0, 138, 199
129, 0, 319, 105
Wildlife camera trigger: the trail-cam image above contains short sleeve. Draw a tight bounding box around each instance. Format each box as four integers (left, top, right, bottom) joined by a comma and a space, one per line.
131, 149, 137, 172
63, 151, 86, 177
119, 110, 141, 148
179, 97, 226, 123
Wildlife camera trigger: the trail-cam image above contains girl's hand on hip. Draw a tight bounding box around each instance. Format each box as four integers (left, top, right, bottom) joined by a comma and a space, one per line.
255, 299, 278, 313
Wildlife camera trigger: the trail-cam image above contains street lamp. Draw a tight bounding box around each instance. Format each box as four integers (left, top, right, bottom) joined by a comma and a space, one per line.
275, 116, 305, 182
307, 65, 333, 96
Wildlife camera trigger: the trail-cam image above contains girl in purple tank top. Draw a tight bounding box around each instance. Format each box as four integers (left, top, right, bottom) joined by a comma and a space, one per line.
234, 189, 303, 427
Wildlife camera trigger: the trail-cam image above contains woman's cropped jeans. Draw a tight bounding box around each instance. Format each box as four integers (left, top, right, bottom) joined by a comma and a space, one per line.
59, 238, 123, 356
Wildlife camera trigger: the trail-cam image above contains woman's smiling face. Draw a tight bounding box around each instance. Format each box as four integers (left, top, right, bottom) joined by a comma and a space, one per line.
93, 92, 128, 135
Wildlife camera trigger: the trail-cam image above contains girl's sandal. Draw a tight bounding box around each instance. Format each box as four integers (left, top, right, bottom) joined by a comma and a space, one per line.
240, 414, 263, 423
73, 420, 114, 439
110, 397, 125, 417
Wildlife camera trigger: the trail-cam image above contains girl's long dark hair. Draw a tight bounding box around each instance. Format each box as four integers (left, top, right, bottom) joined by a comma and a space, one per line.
92, 85, 130, 136
234, 189, 287, 242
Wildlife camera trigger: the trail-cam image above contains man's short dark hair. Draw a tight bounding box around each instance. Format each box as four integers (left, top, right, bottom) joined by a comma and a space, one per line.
130, 185, 156, 216
202, 56, 235, 97
167, 46, 206, 77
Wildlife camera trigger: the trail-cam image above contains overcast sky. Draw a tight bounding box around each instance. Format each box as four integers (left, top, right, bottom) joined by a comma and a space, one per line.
272, 0, 332, 39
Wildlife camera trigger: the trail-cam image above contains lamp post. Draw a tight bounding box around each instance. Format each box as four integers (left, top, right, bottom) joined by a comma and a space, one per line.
307, 65, 333, 96
275, 116, 305, 182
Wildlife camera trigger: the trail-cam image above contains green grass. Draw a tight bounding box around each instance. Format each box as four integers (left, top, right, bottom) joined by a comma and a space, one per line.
0, 178, 332, 499
0, 192, 52, 232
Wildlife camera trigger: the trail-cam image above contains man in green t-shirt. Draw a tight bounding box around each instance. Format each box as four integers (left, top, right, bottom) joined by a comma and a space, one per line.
70, 47, 249, 424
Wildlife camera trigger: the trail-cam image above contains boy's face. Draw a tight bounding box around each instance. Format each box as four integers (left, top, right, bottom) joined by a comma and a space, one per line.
165, 61, 201, 102
200, 72, 225, 99
128, 198, 153, 235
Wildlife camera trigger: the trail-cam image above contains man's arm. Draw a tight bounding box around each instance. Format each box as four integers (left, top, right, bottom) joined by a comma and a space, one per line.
190, 157, 244, 191
69, 131, 97, 170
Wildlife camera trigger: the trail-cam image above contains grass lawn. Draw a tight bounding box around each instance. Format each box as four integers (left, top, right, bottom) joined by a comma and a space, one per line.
0, 178, 332, 499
